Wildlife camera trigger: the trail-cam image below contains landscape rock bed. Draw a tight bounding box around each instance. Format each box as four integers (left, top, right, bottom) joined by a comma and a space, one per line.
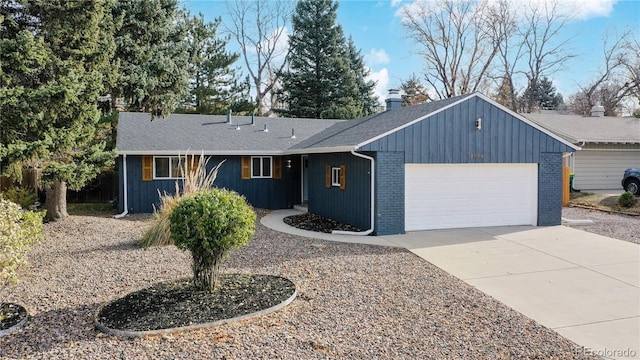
563, 206, 640, 244
0, 212, 603, 359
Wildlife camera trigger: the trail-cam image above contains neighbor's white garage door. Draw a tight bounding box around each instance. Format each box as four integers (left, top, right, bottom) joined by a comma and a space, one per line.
405, 164, 538, 231
573, 150, 640, 190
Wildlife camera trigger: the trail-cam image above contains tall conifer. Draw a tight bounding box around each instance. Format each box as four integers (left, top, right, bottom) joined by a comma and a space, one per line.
277, 0, 363, 119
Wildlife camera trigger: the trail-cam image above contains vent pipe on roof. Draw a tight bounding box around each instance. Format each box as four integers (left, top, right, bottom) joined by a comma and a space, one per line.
590, 102, 605, 117
291, 128, 296, 139
226, 109, 232, 123
236, 123, 241, 130
263, 124, 269, 132
385, 89, 402, 111
251, 113, 255, 125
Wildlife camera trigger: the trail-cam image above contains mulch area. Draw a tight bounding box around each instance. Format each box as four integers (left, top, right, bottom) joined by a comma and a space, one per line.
96, 274, 295, 334
283, 213, 364, 233
0, 303, 27, 332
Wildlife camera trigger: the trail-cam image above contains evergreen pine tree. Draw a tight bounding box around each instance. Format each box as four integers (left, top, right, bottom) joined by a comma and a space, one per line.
521, 76, 562, 111
401, 74, 429, 106
111, 0, 190, 117
276, 0, 361, 119
347, 36, 378, 115
1, 0, 116, 220
183, 13, 251, 115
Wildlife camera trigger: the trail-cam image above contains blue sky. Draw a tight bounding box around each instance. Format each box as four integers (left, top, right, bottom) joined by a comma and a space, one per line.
184, 0, 640, 104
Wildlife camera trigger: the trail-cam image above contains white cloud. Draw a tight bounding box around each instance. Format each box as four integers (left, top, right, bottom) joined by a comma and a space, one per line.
506, 0, 617, 20
558, 0, 616, 20
367, 68, 390, 106
364, 48, 391, 66
397, 0, 617, 22
391, 0, 403, 7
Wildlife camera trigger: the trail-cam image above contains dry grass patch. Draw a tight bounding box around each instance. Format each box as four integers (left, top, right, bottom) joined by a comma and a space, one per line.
569, 192, 640, 215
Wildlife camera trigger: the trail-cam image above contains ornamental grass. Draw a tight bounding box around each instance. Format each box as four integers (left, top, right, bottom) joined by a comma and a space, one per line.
141, 152, 224, 248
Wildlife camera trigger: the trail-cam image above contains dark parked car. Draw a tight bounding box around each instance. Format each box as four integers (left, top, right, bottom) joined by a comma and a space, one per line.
622, 168, 640, 195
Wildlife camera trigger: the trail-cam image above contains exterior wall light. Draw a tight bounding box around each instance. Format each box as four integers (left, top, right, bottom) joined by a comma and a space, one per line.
286, 159, 292, 169
475, 117, 482, 130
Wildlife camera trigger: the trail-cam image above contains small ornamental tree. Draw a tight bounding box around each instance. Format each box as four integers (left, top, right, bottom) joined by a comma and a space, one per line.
169, 189, 256, 292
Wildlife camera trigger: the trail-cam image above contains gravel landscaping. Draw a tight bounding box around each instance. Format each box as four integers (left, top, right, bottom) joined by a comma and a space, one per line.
563, 206, 640, 244
0, 211, 606, 359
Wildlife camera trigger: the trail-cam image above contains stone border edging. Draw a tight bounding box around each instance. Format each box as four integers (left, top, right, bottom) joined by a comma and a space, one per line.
94, 276, 297, 338
0, 303, 29, 338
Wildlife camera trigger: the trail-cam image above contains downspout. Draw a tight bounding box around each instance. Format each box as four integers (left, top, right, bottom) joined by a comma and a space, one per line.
332, 149, 375, 236
114, 154, 128, 218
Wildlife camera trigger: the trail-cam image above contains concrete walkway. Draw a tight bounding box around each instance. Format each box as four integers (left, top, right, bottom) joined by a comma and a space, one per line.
262, 210, 640, 360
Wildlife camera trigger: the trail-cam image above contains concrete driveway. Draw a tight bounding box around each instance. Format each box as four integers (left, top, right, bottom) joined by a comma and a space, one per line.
262, 210, 639, 359
381, 226, 640, 360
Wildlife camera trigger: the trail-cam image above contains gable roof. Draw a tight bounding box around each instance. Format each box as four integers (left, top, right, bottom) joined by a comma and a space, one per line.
524, 112, 640, 144
117, 93, 579, 156
290, 92, 578, 153
116, 112, 343, 155
289, 94, 474, 152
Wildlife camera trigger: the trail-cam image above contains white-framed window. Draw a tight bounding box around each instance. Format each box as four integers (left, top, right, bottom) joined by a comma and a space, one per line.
331, 167, 341, 187
251, 156, 272, 178
154, 156, 183, 179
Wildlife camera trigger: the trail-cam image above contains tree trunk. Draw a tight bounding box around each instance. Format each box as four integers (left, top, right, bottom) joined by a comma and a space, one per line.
191, 250, 224, 292
45, 181, 69, 221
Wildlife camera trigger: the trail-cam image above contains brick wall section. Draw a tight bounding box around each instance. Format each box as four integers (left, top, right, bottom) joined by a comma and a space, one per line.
375, 152, 405, 235
538, 152, 563, 226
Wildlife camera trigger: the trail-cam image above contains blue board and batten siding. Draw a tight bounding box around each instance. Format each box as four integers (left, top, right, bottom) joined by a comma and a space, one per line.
118, 155, 300, 213
307, 153, 371, 230
360, 97, 572, 163
355, 96, 574, 233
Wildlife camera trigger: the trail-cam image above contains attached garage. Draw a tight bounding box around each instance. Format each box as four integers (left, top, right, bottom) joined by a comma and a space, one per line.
405, 164, 538, 231
293, 92, 579, 235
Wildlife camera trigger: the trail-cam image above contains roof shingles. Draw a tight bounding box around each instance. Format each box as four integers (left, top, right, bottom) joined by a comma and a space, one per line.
116, 112, 343, 154
524, 113, 640, 144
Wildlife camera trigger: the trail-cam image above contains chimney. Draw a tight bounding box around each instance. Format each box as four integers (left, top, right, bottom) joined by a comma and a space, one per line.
251, 113, 255, 125
385, 89, 402, 111
226, 109, 232, 123
590, 102, 605, 117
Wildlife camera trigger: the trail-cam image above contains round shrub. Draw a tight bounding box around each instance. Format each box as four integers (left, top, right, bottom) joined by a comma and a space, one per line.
618, 191, 637, 208
0, 199, 44, 288
169, 189, 256, 292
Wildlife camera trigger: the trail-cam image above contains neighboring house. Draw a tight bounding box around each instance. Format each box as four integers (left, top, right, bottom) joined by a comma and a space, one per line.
116, 92, 577, 235
525, 108, 640, 191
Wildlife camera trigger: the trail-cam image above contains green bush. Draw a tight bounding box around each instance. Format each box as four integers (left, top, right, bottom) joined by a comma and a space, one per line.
169, 189, 256, 292
1, 187, 38, 209
0, 199, 44, 289
141, 153, 223, 248
618, 192, 638, 208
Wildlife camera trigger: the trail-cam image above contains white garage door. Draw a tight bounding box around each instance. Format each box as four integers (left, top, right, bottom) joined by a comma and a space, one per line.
405, 164, 538, 231
574, 150, 640, 190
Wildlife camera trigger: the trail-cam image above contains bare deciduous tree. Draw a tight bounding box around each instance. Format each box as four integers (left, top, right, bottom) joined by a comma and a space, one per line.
570, 31, 639, 116
399, 0, 499, 99
483, 0, 522, 111
224, 0, 293, 116
520, 0, 576, 113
